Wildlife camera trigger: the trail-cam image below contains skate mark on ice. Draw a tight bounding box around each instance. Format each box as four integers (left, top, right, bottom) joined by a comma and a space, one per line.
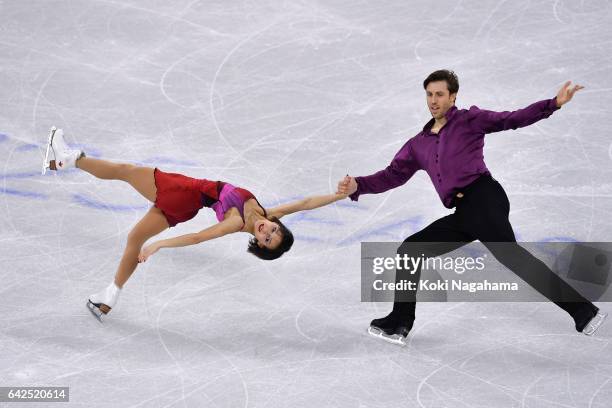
538, 236, 579, 243
338, 217, 422, 246
209, 20, 279, 162
139, 156, 200, 167
295, 307, 319, 343
159, 46, 208, 109
287, 212, 343, 226
72, 193, 149, 212
15, 143, 39, 152
163, 326, 251, 408
0, 187, 48, 200
520, 372, 548, 408
552, 0, 567, 24
1, 171, 41, 179
335, 201, 369, 211
588, 377, 612, 408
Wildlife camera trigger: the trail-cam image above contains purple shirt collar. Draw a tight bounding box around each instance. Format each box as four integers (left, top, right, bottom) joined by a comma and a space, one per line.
422, 105, 459, 133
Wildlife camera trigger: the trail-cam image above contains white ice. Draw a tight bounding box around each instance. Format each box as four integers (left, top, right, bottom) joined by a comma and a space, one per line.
1, 0, 612, 407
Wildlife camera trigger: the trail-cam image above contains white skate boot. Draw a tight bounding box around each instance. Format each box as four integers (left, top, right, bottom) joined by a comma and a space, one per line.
87, 282, 121, 322
42, 126, 85, 174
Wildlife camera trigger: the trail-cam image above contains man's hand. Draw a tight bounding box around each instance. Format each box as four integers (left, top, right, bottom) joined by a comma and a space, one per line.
138, 242, 160, 263
556, 81, 584, 107
337, 175, 358, 195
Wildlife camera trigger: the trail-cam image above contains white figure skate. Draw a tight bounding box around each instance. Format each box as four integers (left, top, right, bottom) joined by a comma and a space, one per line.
87, 283, 121, 322
583, 311, 607, 336
42, 127, 84, 175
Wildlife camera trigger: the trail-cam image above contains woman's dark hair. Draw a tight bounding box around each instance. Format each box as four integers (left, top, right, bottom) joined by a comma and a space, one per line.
423, 69, 459, 95
247, 216, 294, 261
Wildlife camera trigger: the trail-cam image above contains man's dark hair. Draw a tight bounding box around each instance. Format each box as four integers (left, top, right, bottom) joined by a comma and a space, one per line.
423, 70, 459, 95
247, 216, 294, 261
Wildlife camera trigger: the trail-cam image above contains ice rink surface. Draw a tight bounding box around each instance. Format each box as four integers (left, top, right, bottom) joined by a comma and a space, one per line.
1, 0, 612, 406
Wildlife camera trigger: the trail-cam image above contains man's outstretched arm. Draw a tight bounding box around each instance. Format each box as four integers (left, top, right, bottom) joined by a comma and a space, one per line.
469, 81, 584, 134
337, 139, 421, 201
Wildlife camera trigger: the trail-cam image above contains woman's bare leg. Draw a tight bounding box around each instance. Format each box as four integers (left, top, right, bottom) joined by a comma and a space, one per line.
114, 206, 169, 288
76, 157, 157, 203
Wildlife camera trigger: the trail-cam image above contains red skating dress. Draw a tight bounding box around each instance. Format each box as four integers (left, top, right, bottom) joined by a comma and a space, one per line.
153, 168, 259, 227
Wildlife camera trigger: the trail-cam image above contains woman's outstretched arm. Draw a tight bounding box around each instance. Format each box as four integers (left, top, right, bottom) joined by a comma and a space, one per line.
138, 216, 244, 262
267, 192, 348, 219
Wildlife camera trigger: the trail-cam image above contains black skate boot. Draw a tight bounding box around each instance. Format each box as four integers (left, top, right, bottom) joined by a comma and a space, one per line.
575, 306, 607, 336
368, 312, 414, 346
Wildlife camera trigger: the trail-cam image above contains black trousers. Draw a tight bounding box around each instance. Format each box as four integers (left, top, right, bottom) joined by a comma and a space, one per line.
392, 174, 596, 325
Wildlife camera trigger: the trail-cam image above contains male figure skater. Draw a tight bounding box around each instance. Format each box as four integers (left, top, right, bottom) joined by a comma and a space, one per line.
337, 70, 606, 345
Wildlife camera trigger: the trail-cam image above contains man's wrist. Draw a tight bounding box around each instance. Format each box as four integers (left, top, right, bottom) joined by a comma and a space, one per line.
348, 178, 361, 201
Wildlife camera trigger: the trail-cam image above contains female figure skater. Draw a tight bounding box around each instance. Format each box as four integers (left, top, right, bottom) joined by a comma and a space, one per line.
43, 127, 347, 321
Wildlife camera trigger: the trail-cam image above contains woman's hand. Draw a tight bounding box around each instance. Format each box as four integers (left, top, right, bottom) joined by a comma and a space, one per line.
138, 243, 160, 263
337, 175, 357, 195
335, 191, 349, 200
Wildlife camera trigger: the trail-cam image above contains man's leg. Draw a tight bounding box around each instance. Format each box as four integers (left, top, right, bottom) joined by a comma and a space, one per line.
369, 213, 473, 344
462, 178, 601, 333
483, 241, 600, 332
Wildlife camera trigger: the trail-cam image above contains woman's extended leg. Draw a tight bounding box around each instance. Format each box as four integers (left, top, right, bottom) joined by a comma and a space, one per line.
76, 157, 157, 203
114, 206, 169, 287
88, 207, 169, 319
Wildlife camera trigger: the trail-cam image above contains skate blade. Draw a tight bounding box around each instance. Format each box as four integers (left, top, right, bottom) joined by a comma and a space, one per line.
583, 311, 607, 336
86, 300, 110, 323
367, 326, 407, 346
42, 126, 57, 175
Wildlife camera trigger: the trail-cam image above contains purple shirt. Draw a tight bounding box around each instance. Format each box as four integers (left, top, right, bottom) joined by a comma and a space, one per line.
349, 98, 560, 208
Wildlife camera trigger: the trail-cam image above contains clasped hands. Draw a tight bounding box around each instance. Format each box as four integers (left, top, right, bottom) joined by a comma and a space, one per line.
336, 175, 358, 196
